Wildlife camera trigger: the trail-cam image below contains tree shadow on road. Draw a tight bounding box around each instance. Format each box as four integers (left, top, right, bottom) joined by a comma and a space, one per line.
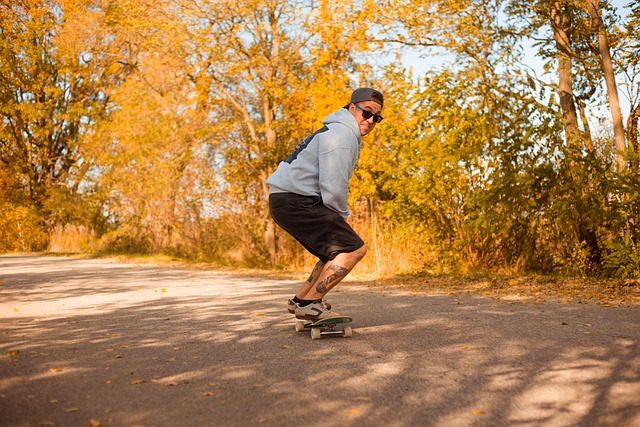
1, 255, 639, 426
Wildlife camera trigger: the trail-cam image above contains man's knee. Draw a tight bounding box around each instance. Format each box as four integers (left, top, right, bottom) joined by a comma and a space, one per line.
353, 244, 367, 261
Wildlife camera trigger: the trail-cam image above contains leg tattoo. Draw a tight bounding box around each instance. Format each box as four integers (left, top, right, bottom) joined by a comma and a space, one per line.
307, 260, 324, 284
315, 264, 349, 294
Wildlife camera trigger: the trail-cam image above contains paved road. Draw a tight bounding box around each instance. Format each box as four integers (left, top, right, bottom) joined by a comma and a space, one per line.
1, 255, 638, 427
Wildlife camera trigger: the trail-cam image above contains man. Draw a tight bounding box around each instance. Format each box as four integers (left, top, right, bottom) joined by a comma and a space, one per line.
266, 87, 384, 321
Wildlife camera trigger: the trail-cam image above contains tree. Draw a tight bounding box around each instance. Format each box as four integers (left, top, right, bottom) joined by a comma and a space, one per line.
177, 0, 358, 264
502, 0, 636, 272
78, 0, 211, 253
618, 1, 640, 159
583, 0, 626, 170
352, 0, 565, 271
0, 0, 130, 245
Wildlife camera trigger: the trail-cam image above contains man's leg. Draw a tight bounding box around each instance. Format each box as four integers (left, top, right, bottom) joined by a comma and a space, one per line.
302, 244, 366, 300
288, 260, 325, 314
296, 260, 325, 299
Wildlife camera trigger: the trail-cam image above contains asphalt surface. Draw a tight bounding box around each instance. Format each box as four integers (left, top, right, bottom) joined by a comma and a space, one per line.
1, 255, 639, 427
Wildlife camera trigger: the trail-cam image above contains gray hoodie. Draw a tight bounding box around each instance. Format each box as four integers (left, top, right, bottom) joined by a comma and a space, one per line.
266, 108, 362, 218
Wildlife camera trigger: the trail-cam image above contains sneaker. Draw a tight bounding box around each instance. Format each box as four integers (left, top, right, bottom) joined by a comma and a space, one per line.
294, 300, 341, 321
287, 298, 331, 314
287, 298, 296, 314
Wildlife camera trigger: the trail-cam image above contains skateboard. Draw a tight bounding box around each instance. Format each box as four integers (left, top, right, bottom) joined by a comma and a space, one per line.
294, 316, 353, 340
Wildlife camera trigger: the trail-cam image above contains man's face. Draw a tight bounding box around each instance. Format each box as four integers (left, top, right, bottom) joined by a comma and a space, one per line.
349, 101, 383, 136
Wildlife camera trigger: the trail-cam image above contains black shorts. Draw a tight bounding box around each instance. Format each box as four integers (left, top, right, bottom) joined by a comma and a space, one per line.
269, 193, 365, 263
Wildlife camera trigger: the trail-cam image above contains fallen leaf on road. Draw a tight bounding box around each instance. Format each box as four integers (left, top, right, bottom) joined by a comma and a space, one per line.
64, 407, 80, 413
130, 379, 145, 384
89, 419, 102, 427
7, 350, 19, 356
471, 409, 485, 415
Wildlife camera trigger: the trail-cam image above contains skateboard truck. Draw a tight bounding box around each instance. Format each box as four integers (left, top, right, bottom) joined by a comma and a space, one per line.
294, 316, 353, 340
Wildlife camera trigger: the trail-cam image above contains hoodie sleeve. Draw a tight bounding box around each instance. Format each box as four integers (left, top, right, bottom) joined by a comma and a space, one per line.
317, 125, 359, 218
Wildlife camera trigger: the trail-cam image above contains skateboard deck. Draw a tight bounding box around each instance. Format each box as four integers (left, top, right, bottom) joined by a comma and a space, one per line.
294, 316, 353, 340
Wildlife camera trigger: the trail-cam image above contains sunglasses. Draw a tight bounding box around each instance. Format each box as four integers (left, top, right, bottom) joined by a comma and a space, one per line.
354, 104, 384, 123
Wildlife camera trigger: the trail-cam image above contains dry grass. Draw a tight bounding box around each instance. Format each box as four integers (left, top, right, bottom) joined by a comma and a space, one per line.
360, 274, 640, 307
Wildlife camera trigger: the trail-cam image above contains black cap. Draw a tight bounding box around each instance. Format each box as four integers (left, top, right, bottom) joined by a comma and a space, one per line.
348, 88, 384, 108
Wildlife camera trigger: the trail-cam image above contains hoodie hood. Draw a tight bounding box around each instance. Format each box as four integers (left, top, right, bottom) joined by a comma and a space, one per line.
322, 108, 362, 144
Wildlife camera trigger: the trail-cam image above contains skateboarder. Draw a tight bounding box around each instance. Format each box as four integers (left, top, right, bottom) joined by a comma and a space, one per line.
266, 87, 384, 321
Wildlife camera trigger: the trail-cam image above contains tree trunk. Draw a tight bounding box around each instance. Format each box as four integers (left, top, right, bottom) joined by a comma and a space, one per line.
550, 0, 580, 145
627, 103, 640, 168
576, 97, 594, 150
586, 0, 627, 171
262, 94, 278, 264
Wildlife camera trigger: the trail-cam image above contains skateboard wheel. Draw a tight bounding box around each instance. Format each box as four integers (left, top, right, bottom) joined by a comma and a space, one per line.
295, 321, 306, 332
311, 328, 322, 340
343, 326, 352, 338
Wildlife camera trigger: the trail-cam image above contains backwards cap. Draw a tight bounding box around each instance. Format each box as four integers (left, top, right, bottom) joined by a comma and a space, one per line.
348, 88, 384, 108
